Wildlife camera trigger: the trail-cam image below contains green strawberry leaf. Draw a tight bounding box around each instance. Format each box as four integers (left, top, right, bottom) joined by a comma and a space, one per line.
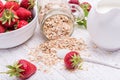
83, 8, 89, 17
6, 62, 24, 77
76, 2, 91, 29
76, 18, 87, 29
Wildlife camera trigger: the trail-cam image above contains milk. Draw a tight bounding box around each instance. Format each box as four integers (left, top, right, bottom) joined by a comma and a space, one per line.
87, 0, 120, 51
97, 0, 120, 13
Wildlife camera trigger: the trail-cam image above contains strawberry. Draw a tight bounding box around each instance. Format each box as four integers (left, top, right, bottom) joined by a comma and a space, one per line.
64, 51, 82, 69
0, 0, 4, 13
20, 0, 35, 10
6, 59, 37, 79
68, 0, 80, 5
17, 20, 28, 29
4, 1, 20, 11
80, 2, 92, 12
0, 9, 18, 28
0, 10, 4, 25
16, 7, 32, 20
71, 9, 76, 13
0, 9, 3, 17
0, 25, 5, 33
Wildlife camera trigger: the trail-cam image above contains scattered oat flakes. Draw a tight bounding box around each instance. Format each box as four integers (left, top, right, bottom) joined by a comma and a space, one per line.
28, 37, 86, 70
93, 43, 98, 48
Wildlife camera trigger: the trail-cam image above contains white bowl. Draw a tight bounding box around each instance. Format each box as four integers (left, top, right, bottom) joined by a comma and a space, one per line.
0, 6, 37, 48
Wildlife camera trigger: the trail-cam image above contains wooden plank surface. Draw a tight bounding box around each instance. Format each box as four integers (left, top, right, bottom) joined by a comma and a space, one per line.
0, 0, 120, 80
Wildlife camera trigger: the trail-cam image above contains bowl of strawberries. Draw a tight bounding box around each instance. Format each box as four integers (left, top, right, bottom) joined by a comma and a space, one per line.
0, 0, 37, 48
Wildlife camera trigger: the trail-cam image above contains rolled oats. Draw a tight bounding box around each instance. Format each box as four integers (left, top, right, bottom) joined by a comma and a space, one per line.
38, 1, 74, 40
42, 14, 73, 40
28, 37, 86, 67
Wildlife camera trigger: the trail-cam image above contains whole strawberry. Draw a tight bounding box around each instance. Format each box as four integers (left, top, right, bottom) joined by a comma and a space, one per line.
80, 2, 92, 12
64, 51, 82, 69
0, 9, 3, 17
6, 59, 37, 79
0, 25, 5, 33
5, 0, 20, 11
20, 0, 35, 10
16, 7, 32, 20
0, 0, 4, 13
68, 0, 80, 5
17, 20, 28, 29
0, 9, 18, 28
0, 10, 4, 25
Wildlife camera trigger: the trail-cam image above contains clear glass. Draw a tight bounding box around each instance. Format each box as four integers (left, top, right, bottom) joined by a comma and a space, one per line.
38, 0, 74, 40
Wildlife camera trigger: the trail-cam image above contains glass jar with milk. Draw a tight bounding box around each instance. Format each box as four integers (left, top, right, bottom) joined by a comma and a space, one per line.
87, 0, 120, 51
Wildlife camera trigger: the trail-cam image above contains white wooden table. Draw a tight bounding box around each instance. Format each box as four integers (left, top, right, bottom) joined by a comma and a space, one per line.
0, 0, 120, 80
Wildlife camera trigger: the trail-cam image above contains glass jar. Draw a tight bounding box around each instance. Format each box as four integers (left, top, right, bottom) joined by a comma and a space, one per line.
38, 0, 74, 40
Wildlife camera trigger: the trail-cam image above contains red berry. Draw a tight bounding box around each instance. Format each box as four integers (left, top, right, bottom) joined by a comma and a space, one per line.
0, 10, 4, 25
71, 9, 76, 13
0, 9, 18, 28
20, 0, 35, 10
64, 51, 82, 69
0, 0, 4, 13
0, 25, 5, 33
6, 59, 37, 79
17, 20, 28, 29
16, 7, 32, 20
68, 0, 80, 5
18, 59, 37, 79
71, 5, 75, 8
5, 1, 20, 11
0, 10, 3, 17
80, 2, 92, 12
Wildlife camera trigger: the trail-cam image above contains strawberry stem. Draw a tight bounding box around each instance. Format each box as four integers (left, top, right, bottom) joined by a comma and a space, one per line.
0, 72, 8, 74
5, 0, 19, 2
71, 53, 83, 68
0, 62, 25, 77
0, 9, 18, 25
27, 0, 35, 10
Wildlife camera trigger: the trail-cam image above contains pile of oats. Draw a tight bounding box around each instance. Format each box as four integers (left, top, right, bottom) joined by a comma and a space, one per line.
42, 14, 73, 40
39, 2, 74, 40
31, 2, 86, 70
28, 37, 86, 67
